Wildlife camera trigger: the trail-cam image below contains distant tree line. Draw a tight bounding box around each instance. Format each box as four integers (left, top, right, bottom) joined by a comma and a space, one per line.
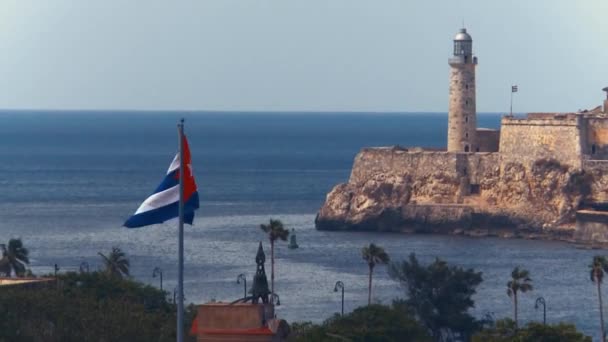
288, 241, 595, 342
1, 223, 606, 341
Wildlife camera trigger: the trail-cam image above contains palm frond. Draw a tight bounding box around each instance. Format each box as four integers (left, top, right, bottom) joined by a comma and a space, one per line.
362, 243, 389, 267
261, 219, 290, 243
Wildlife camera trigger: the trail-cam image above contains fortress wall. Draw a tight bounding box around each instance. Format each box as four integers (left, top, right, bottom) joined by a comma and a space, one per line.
350, 148, 460, 186
499, 116, 583, 169
464, 153, 500, 186
583, 159, 608, 202
575, 210, 608, 243
349, 147, 499, 189
476, 129, 500, 152
586, 118, 608, 158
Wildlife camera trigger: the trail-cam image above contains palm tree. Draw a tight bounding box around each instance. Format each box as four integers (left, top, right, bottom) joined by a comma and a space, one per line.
361, 243, 389, 305
98, 247, 130, 279
507, 266, 533, 327
260, 219, 289, 298
590, 255, 608, 342
0, 238, 30, 277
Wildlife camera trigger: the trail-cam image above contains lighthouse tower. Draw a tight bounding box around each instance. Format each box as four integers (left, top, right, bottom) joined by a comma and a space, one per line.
447, 28, 478, 152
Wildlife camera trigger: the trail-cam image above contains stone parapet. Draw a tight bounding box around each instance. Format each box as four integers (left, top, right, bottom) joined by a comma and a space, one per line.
499, 116, 584, 169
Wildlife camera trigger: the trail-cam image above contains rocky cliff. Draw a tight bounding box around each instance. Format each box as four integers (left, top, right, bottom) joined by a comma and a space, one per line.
316, 147, 593, 239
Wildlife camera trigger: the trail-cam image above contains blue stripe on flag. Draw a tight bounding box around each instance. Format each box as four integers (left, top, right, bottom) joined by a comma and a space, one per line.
124, 192, 200, 228
153, 170, 179, 193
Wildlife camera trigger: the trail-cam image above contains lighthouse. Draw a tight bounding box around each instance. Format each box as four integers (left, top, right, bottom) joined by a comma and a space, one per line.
447, 28, 478, 152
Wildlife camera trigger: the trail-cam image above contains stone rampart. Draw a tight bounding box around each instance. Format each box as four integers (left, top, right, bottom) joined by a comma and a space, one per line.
586, 118, 608, 158
583, 159, 608, 202
476, 128, 500, 152
350, 148, 498, 186
499, 116, 583, 169
317, 147, 589, 235
575, 210, 608, 243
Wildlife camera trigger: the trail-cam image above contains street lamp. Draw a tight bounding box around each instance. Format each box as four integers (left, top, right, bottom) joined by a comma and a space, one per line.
54, 263, 60, 277
534, 297, 546, 325
153, 267, 163, 291
270, 293, 280, 306
334, 281, 345, 316
79, 261, 89, 274
237, 274, 247, 299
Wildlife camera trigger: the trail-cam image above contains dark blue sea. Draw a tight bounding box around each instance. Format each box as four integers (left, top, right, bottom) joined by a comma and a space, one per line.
0, 111, 602, 339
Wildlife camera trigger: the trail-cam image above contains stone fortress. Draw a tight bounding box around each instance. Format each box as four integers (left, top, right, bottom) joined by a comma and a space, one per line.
315, 28, 608, 243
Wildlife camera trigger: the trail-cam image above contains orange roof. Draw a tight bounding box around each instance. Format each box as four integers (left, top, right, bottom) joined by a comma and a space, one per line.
189, 316, 274, 336
199, 328, 273, 336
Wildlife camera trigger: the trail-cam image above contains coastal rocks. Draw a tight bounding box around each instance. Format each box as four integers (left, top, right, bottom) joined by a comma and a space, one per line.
316, 148, 593, 240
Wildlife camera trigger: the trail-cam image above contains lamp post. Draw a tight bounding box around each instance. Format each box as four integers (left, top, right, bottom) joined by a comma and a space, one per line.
334, 281, 345, 316
79, 261, 89, 274
270, 293, 280, 306
535, 297, 546, 325
54, 263, 60, 277
153, 267, 163, 291
237, 273, 247, 299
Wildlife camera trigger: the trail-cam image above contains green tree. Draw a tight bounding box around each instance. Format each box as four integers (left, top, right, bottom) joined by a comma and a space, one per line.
259, 218, 289, 297
288, 304, 431, 342
0, 271, 196, 342
0, 238, 30, 277
388, 253, 483, 341
507, 266, 533, 328
591, 255, 608, 342
98, 247, 130, 279
472, 319, 591, 342
361, 243, 389, 305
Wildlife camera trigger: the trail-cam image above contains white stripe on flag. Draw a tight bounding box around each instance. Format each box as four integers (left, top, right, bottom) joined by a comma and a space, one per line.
134, 185, 180, 214
167, 153, 180, 173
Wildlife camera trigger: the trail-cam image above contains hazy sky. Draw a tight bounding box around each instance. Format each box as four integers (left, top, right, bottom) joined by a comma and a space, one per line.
0, 1, 606, 112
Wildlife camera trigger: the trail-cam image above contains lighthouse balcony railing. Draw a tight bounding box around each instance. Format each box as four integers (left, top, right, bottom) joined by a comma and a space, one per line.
449, 56, 477, 65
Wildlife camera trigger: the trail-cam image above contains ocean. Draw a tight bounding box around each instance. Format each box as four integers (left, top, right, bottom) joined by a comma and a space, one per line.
0, 111, 602, 338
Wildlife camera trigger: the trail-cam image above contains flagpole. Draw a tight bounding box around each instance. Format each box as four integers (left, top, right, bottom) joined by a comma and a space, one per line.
177, 118, 185, 342
510, 87, 513, 116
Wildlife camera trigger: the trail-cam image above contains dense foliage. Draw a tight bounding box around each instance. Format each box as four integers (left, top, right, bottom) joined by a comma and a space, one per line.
288, 304, 431, 342
0, 272, 196, 342
0, 238, 30, 277
388, 253, 483, 341
472, 319, 591, 342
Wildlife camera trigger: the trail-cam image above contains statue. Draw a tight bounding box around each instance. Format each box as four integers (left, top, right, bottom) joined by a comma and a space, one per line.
230, 242, 271, 305
249, 242, 271, 304
288, 229, 299, 249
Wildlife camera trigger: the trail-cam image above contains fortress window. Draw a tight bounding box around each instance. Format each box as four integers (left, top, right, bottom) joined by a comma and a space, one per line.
470, 184, 480, 194
465, 84, 469, 89
592, 144, 597, 154
464, 145, 470, 152
465, 133, 469, 138
465, 100, 469, 106
465, 116, 468, 123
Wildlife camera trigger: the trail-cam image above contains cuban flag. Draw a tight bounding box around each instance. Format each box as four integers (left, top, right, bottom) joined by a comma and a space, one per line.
124, 134, 200, 228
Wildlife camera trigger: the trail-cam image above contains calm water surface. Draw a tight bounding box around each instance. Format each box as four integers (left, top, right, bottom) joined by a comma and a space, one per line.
0, 111, 602, 339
